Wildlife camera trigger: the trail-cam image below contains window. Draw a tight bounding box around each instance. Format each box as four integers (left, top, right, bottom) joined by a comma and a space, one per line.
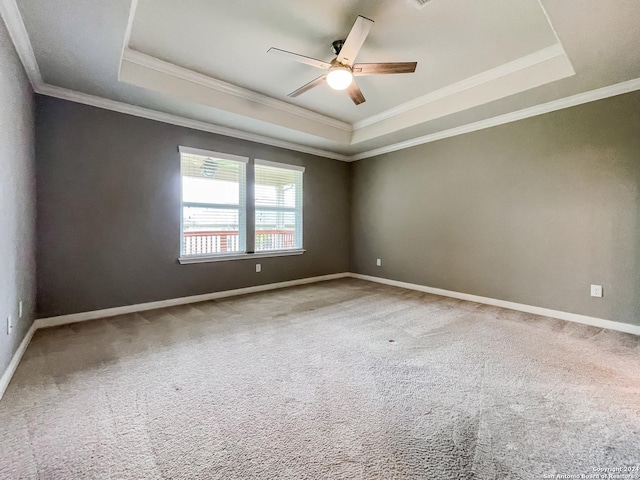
180, 146, 248, 257
255, 160, 304, 252
179, 147, 304, 262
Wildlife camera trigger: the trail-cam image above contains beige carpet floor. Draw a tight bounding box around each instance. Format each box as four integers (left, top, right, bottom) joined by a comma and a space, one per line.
1, 278, 639, 479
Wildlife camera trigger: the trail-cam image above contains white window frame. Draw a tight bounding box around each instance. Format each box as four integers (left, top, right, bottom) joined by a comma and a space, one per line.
178, 147, 305, 264
178, 146, 248, 261
254, 159, 305, 253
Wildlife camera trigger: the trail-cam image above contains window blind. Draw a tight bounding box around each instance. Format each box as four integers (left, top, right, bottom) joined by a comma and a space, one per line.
254, 159, 304, 251
179, 147, 247, 256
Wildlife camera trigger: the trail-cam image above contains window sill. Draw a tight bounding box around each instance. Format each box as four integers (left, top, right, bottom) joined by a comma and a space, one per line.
178, 249, 306, 264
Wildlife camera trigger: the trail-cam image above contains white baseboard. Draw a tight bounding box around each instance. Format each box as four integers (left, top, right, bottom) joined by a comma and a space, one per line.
34, 273, 350, 329
3, 270, 638, 402
350, 273, 640, 336
0, 272, 349, 401
0, 323, 37, 401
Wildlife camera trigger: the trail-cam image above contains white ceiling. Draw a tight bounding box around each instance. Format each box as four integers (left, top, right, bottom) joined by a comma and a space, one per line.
7, 0, 640, 159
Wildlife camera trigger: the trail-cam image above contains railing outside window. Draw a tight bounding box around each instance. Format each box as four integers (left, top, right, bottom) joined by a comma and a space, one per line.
183, 230, 294, 256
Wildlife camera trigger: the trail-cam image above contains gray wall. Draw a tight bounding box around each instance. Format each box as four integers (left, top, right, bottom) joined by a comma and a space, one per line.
351, 91, 640, 327
0, 20, 36, 376
34, 89, 640, 327
36, 96, 350, 317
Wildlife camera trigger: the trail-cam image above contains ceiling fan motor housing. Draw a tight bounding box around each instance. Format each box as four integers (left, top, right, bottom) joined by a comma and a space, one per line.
331, 40, 345, 55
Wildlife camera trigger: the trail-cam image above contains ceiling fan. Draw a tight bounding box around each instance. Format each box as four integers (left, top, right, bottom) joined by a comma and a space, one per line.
268, 15, 417, 105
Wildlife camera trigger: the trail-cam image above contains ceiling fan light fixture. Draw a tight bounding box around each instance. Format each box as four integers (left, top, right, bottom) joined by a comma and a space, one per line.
326, 66, 353, 90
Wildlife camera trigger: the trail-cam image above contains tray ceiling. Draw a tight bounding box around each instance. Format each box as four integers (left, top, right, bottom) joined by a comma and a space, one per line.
128, 0, 559, 123
8, 0, 640, 159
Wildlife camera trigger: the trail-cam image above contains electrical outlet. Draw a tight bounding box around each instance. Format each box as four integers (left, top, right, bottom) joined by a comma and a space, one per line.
376, 259, 382, 267
590, 285, 603, 298
256, 264, 262, 273
7, 316, 13, 335
19, 301, 23, 319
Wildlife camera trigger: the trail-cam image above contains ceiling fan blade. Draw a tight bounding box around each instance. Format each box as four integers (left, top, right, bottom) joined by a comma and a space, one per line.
346, 80, 366, 105
337, 15, 374, 67
268, 48, 331, 70
288, 75, 327, 97
352, 62, 418, 76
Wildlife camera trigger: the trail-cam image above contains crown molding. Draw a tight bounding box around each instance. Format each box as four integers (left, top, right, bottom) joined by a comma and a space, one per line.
0, 0, 42, 87
35, 83, 351, 161
352, 43, 568, 131
122, 48, 352, 134
34, 76, 640, 164
350, 77, 640, 161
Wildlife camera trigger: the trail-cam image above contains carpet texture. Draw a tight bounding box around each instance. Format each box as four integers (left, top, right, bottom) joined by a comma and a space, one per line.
1, 279, 639, 479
